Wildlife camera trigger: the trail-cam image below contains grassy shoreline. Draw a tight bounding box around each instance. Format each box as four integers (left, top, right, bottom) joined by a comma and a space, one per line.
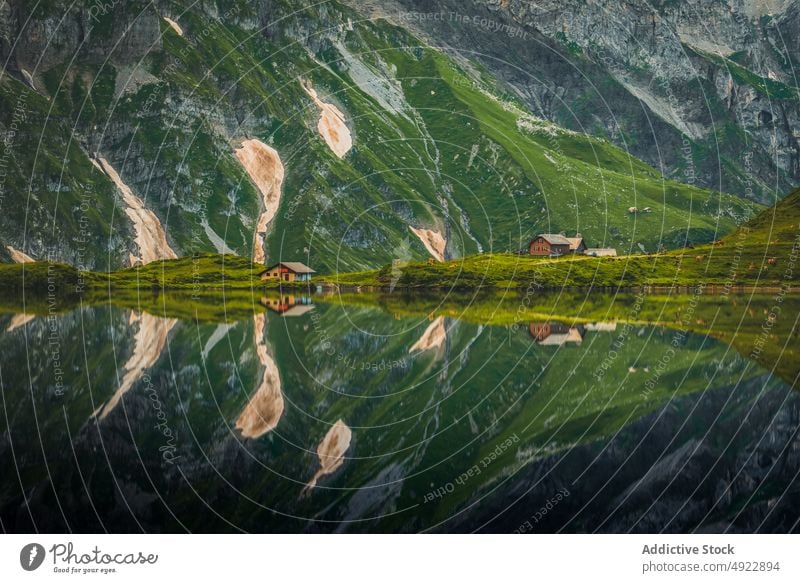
330, 187, 800, 289
1, 282, 796, 387
2, 244, 799, 298
3, 189, 800, 294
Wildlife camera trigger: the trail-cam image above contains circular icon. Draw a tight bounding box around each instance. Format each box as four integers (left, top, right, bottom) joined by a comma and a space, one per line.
19, 543, 46, 571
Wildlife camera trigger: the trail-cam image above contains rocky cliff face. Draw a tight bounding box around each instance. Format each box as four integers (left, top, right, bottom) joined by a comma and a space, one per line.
0, 0, 766, 269
369, 0, 800, 203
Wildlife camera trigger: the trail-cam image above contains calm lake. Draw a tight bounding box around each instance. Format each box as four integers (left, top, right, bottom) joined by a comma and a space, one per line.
1, 291, 798, 532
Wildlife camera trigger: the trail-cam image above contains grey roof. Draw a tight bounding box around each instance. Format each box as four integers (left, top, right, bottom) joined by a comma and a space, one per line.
268, 261, 316, 273
537, 234, 571, 245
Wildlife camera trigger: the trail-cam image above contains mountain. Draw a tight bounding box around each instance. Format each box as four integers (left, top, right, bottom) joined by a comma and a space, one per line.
0, 0, 764, 271
365, 0, 800, 203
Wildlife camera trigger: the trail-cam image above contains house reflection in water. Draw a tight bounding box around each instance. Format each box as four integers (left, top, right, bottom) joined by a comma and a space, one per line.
529, 322, 585, 346
259, 294, 315, 316
528, 321, 617, 346
584, 322, 618, 332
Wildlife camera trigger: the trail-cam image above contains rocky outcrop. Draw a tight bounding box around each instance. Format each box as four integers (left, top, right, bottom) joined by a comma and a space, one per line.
1, 0, 162, 73
409, 226, 446, 261
5, 244, 34, 263
162, 17, 183, 37
234, 140, 285, 264
301, 79, 353, 158
506, 0, 800, 198
96, 157, 177, 265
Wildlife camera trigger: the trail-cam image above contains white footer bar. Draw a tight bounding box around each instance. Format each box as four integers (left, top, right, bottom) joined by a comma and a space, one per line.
0, 534, 796, 582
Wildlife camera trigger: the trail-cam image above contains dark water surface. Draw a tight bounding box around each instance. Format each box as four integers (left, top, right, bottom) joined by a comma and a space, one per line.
1, 293, 798, 533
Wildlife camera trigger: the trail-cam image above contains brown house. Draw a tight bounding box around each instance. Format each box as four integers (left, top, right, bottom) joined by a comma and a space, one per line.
529, 233, 585, 256
260, 261, 315, 282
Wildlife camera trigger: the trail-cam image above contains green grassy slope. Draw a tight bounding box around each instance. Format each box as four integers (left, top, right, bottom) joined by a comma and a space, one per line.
0, 184, 795, 309
328, 186, 800, 289
0, 0, 759, 273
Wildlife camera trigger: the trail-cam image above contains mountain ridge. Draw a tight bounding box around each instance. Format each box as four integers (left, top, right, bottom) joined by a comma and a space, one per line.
362, 0, 800, 202
0, 0, 772, 271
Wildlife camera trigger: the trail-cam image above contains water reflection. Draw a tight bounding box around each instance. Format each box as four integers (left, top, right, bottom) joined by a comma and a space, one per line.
235, 314, 284, 439
0, 291, 798, 533
97, 312, 177, 420
528, 321, 620, 346
409, 316, 447, 353
260, 294, 315, 317
528, 322, 584, 345
6, 312, 34, 332
302, 419, 352, 497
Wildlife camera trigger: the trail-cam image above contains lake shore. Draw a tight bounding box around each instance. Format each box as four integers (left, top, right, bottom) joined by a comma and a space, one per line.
3, 250, 800, 297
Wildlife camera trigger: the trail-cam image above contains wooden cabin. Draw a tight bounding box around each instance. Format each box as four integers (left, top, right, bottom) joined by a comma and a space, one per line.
529, 233, 585, 256
260, 261, 315, 282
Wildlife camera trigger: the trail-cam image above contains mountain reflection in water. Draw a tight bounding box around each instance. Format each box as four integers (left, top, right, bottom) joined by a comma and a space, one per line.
0, 292, 798, 533
235, 314, 284, 439
302, 419, 353, 497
